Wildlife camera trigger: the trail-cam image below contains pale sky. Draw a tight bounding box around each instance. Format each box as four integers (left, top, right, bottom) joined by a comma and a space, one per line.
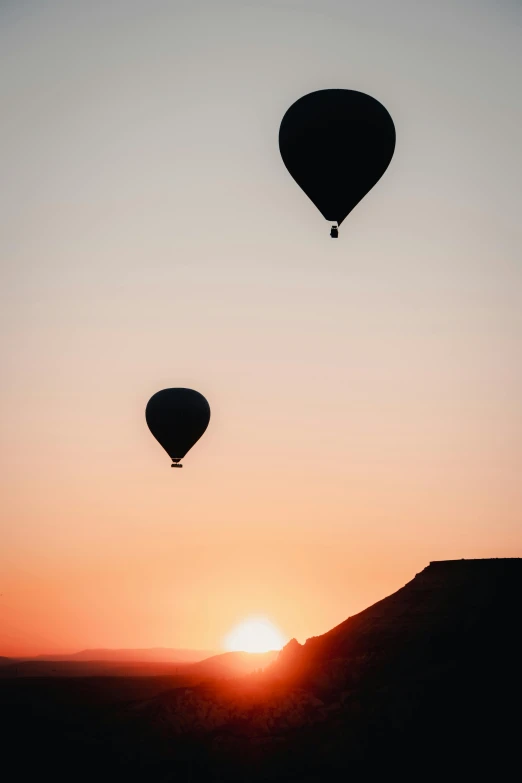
1, 0, 521, 655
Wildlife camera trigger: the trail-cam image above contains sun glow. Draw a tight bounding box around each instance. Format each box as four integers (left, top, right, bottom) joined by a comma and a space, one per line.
224, 617, 288, 653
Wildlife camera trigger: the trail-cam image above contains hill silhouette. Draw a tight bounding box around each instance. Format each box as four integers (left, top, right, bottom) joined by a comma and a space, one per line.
30, 647, 215, 663
0, 649, 277, 680
191, 650, 278, 678
1, 559, 520, 781
272, 557, 522, 688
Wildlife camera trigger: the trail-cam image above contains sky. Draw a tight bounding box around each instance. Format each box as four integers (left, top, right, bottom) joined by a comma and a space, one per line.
1, 0, 521, 656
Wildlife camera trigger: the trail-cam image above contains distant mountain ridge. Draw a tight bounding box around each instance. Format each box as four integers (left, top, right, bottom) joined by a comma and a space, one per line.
190, 650, 278, 678
28, 647, 216, 663
0, 649, 279, 680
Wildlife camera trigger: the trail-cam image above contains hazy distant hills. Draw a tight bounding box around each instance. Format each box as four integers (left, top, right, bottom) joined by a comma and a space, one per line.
30, 647, 216, 663
1, 558, 521, 781
0, 649, 278, 680
191, 650, 278, 677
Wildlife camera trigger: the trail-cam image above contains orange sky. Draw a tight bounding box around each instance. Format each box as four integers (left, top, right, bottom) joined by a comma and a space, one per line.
1, 1, 522, 656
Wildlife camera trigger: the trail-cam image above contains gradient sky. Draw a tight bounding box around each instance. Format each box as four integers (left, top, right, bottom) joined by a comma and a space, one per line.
1, 0, 521, 656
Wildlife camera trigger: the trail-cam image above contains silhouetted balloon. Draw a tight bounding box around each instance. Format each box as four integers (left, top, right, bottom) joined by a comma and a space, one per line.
146, 388, 210, 467
279, 89, 395, 235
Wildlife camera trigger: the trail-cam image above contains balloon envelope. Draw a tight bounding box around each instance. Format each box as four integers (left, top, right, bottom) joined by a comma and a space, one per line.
278, 89, 395, 227
146, 388, 210, 463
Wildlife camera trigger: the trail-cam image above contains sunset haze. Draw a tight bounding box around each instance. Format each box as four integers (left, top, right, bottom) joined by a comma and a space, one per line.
1, 0, 521, 657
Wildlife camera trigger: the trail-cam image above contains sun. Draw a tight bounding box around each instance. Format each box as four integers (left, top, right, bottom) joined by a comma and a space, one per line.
224, 617, 288, 653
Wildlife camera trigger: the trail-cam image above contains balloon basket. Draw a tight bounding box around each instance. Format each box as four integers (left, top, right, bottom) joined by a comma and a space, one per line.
330, 225, 338, 238
171, 462, 183, 468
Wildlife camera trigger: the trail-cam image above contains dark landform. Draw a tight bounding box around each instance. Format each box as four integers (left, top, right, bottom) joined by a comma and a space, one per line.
1, 559, 520, 781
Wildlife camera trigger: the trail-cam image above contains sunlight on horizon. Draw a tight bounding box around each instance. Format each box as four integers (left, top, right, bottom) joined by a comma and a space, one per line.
223, 618, 288, 653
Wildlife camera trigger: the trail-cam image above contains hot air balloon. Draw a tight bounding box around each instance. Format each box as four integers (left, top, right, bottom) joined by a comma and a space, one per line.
146, 388, 210, 467
278, 89, 395, 237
